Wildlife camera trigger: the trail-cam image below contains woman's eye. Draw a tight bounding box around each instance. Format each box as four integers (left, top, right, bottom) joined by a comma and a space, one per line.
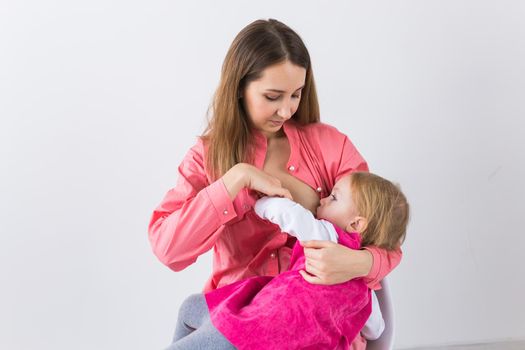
292, 94, 301, 99
265, 95, 279, 101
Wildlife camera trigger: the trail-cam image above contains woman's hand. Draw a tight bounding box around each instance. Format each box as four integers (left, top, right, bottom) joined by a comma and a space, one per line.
298, 240, 373, 285
244, 164, 293, 200
222, 163, 293, 200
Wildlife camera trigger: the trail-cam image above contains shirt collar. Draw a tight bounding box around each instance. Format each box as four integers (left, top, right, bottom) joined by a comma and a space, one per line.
251, 119, 299, 169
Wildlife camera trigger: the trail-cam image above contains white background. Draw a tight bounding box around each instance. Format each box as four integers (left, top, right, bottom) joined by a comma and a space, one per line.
1, 1, 524, 349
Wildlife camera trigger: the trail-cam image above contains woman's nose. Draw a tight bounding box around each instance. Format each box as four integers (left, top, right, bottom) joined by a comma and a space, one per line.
277, 101, 293, 119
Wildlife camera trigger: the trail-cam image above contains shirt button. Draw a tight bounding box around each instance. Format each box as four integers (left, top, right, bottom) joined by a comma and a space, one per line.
288, 165, 295, 172
270, 252, 276, 258
316, 187, 322, 192
223, 210, 228, 215
243, 204, 250, 210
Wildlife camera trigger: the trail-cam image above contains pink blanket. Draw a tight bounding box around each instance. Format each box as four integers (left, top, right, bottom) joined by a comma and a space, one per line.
205, 226, 371, 350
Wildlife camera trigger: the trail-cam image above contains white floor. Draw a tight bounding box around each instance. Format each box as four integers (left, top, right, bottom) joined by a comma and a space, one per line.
400, 340, 525, 350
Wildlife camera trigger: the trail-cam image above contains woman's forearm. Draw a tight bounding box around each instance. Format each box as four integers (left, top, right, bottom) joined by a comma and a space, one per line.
148, 141, 244, 272
222, 163, 249, 200
355, 249, 374, 278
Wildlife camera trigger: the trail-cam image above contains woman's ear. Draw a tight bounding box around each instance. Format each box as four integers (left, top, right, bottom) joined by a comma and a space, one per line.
346, 216, 368, 234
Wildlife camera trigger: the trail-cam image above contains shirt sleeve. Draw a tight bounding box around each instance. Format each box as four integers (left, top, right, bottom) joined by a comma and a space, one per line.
254, 197, 338, 242
147, 140, 238, 272
335, 135, 369, 182
362, 246, 403, 290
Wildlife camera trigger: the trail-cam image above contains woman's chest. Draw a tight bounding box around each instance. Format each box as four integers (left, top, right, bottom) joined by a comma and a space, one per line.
262, 137, 321, 214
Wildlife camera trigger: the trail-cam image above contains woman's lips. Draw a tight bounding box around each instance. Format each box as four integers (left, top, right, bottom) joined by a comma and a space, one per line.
269, 120, 284, 127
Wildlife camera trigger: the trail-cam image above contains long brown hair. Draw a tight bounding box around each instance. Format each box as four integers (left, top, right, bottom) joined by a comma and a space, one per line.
350, 172, 410, 250
202, 19, 320, 180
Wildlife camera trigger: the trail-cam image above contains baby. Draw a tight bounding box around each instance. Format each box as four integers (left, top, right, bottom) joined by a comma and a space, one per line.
168, 171, 409, 350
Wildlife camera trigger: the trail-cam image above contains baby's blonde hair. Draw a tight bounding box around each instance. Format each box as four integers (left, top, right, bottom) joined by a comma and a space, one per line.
350, 172, 409, 250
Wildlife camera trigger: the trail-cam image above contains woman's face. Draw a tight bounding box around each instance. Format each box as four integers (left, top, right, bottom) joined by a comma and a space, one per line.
242, 60, 306, 138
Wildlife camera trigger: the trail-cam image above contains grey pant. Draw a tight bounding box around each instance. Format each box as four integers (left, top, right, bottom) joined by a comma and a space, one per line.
164, 293, 236, 350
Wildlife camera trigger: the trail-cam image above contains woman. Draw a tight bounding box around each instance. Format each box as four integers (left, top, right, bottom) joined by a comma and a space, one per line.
148, 18, 402, 349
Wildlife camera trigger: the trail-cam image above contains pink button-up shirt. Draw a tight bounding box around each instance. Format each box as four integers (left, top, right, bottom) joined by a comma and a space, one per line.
148, 120, 401, 292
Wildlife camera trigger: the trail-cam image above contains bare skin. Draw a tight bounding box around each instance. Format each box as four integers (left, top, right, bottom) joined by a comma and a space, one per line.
263, 135, 321, 215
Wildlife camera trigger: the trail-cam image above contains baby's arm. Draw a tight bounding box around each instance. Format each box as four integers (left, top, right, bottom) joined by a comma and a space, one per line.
254, 197, 338, 242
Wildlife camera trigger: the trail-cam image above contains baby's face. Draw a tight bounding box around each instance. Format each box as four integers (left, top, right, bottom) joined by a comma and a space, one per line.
316, 174, 359, 230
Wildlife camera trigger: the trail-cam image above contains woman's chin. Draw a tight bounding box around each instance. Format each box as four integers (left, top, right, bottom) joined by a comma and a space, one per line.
260, 126, 284, 138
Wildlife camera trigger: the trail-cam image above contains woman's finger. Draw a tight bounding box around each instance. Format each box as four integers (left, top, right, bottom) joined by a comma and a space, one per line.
304, 257, 323, 271
303, 247, 322, 261
299, 270, 323, 285
300, 240, 335, 249
279, 188, 293, 200
307, 258, 329, 277
304, 259, 313, 272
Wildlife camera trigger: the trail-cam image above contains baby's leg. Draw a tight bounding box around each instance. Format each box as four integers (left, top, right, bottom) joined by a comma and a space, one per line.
361, 290, 385, 340
172, 293, 209, 341
166, 320, 235, 350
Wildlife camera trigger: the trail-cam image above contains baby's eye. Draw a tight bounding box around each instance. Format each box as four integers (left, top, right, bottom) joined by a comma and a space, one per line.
331, 194, 336, 200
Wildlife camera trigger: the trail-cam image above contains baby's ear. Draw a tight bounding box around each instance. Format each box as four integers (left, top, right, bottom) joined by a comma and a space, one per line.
347, 216, 368, 233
